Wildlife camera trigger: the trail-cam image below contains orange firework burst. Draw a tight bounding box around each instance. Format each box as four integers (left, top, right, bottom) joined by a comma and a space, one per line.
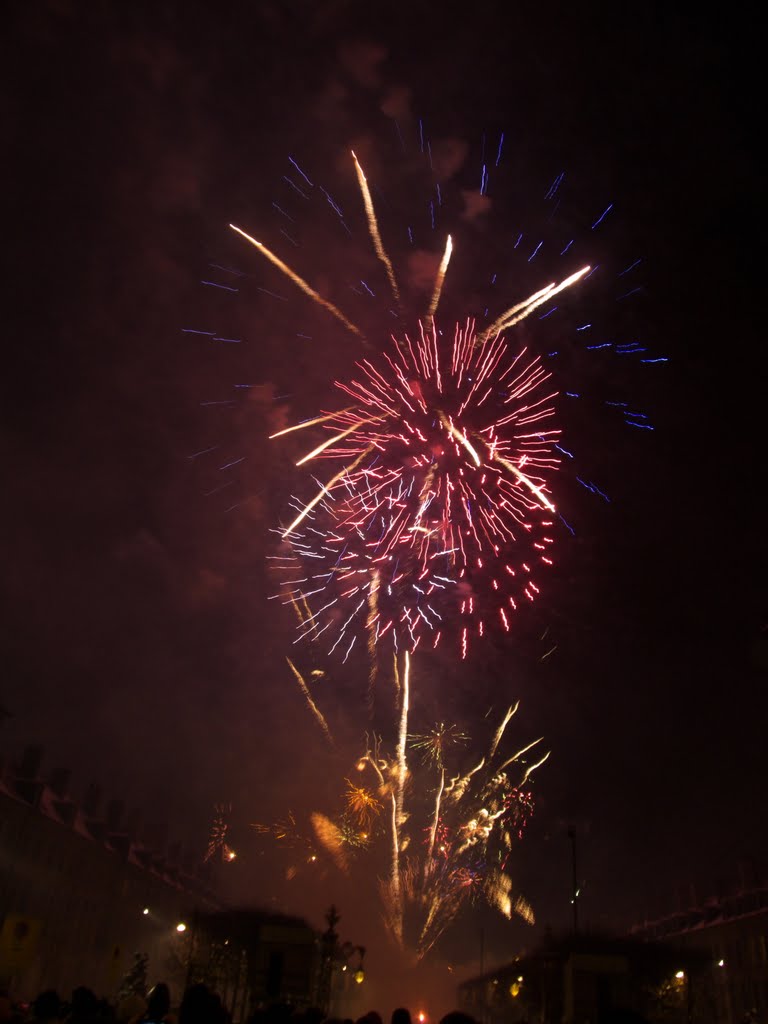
345, 779, 383, 828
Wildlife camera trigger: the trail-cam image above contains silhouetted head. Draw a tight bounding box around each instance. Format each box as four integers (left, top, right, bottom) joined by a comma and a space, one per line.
145, 983, 171, 1021
70, 988, 98, 1018
33, 990, 61, 1020
179, 985, 212, 1024
440, 1014, 477, 1024
392, 1009, 412, 1024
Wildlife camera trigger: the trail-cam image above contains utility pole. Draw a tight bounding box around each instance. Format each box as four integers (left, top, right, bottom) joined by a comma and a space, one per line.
567, 828, 579, 934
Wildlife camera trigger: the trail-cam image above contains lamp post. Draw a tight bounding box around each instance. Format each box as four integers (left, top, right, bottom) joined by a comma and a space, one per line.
317, 907, 366, 1016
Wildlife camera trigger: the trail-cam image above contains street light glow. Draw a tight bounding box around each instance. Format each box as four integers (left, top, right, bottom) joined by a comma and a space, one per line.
176, 922, 187, 933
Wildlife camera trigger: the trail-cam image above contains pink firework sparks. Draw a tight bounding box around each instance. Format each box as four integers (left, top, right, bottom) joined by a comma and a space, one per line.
272, 318, 560, 657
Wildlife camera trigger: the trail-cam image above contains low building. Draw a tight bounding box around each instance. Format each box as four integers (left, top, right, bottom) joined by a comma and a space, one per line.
458, 931, 712, 1024
632, 883, 768, 1024
0, 744, 218, 1002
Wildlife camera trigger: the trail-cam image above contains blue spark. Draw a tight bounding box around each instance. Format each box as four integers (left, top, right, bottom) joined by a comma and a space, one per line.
495, 131, 505, 166
560, 239, 574, 255
577, 478, 610, 501
288, 156, 314, 187
545, 171, 565, 200
559, 514, 576, 536
201, 281, 238, 293
208, 263, 245, 277
591, 203, 613, 229
528, 240, 543, 262
282, 176, 310, 200
272, 202, 295, 222
319, 186, 343, 217
257, 287, 288, 302
619, 257, 642, 276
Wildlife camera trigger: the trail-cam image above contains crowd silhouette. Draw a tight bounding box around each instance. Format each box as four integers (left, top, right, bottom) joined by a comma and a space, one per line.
0, 987, 479, 1024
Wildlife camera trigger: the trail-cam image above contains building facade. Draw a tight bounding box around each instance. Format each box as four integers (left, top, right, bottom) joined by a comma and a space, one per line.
0, 744, 217, 1002
632, 884, 768, 1024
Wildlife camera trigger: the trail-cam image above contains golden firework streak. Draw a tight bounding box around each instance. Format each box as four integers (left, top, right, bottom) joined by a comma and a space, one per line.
478, 266, 591, 343
499, 265, 591, 330
366, 569, 381, 709
389, 650, 411, 942
439, 412, 482, 467
269, 407, 357, 439
478, 282, 555, 344
295, 414, 384, 466
230, 224, 365, 340
492, 453, 556, 512
488, 701, 520, 761
281, 444, 374, 538
351, 151, 401, 307
285, 657, 334, 747
426, 767, 445, 867
427, 234, 453, 323
521, 749, 551, 784
498, 736, 545, 774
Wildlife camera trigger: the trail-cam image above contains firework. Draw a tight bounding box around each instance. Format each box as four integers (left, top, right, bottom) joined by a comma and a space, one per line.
410, 723, 469, 767
251, 811, 319, 878
252, 653, 547, 960
344, 779, 383, 828
271, 314, 571, 659
205, 803, 237, 864
232, 152, 595, 658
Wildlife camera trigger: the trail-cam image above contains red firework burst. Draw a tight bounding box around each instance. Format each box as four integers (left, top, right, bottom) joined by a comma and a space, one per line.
273, 318, 560, 658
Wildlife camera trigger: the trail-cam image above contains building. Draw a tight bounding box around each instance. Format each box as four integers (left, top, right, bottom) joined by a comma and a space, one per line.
0, 743, 218, 1002
188, 909, 319, 1012
631, 882, 768, 1024
458, 931, 712, 1024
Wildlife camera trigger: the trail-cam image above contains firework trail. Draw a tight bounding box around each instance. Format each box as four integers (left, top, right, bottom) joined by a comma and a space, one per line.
254, 653, 547, 960
205, 803, 237, 863
285, 656, 335, 747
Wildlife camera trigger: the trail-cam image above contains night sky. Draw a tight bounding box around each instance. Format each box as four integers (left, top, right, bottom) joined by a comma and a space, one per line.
2, 0, 765, 984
